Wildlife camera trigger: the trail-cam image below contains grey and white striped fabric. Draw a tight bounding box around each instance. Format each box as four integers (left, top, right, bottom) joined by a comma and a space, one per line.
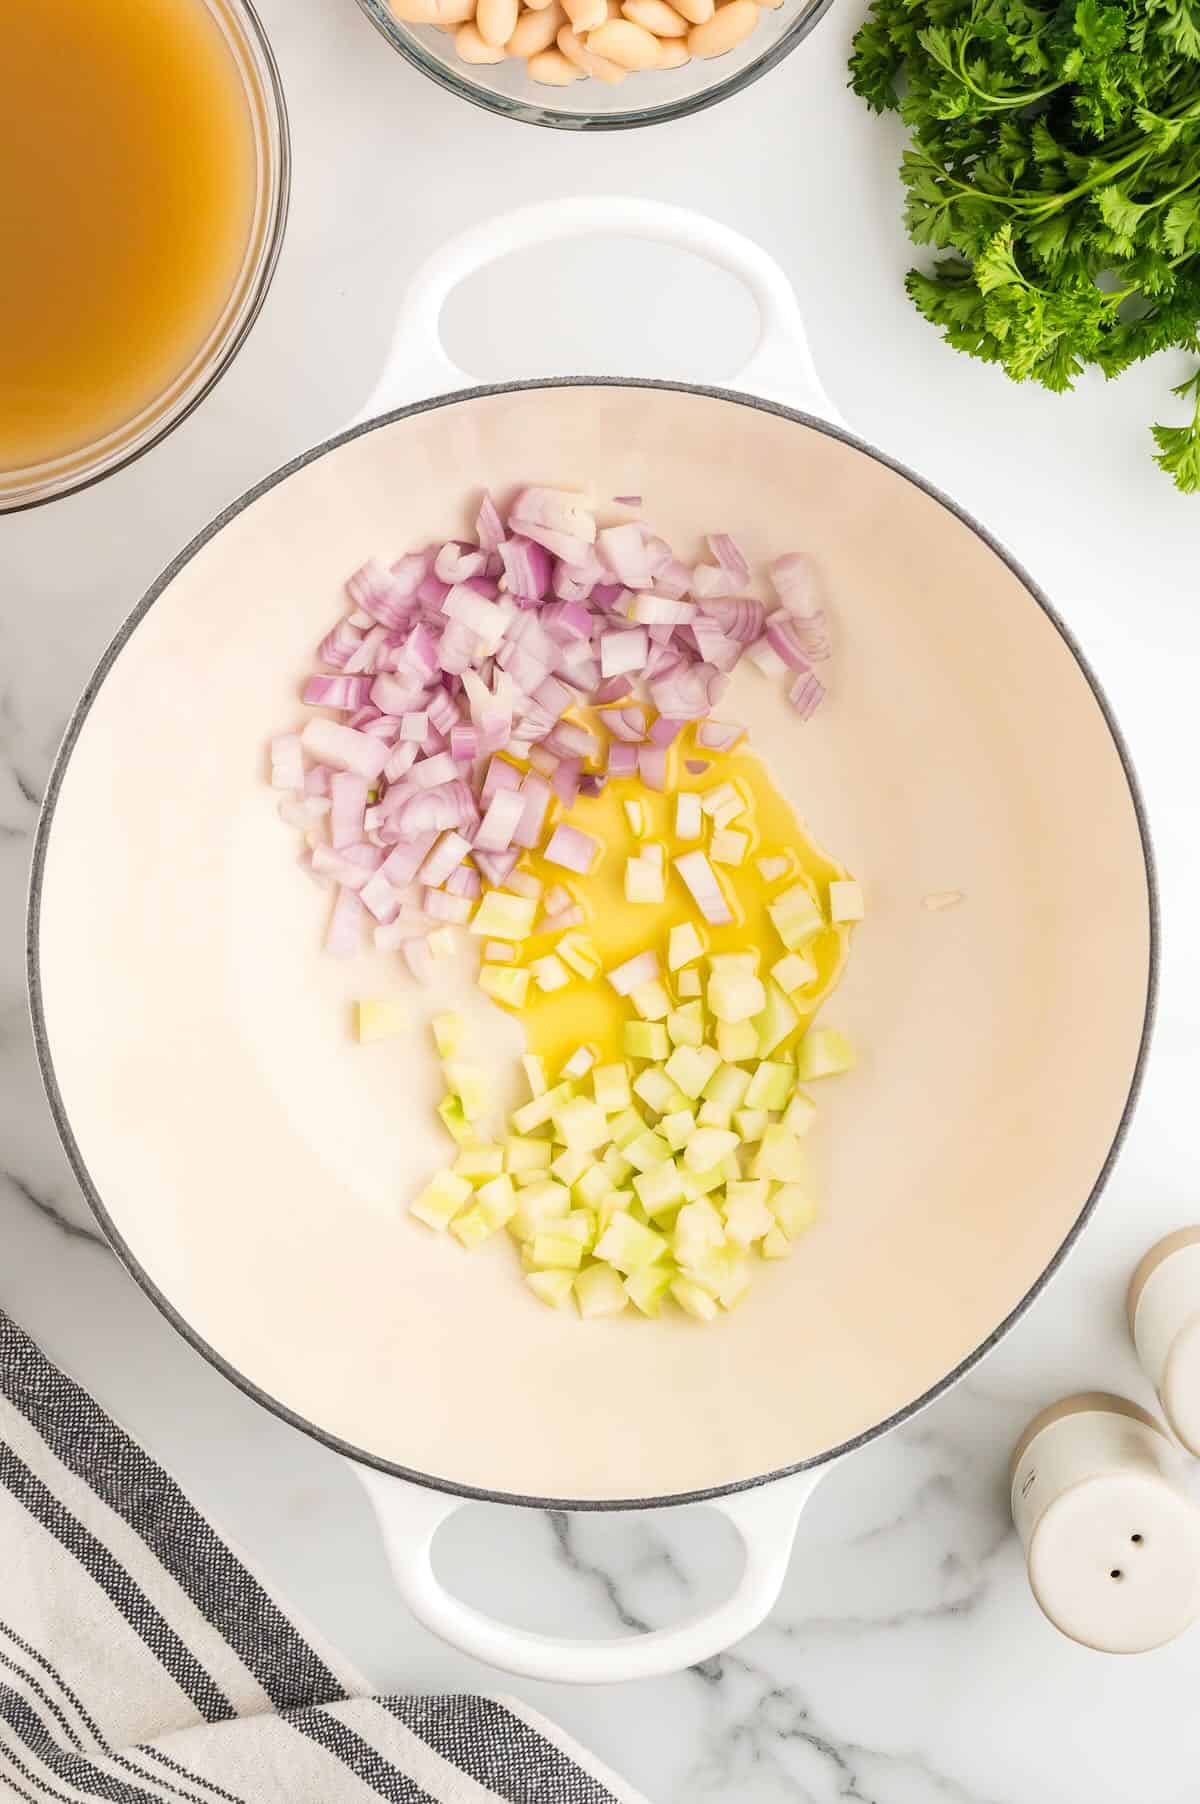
0, 1311, 646, 1804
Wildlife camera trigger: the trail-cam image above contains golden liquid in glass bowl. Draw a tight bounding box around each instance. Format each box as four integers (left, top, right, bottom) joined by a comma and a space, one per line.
0, 0, 257, 477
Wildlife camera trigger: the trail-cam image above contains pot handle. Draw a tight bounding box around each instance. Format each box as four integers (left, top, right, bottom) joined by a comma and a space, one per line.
349, 1462, 824, 1684
351, 196, 843, 427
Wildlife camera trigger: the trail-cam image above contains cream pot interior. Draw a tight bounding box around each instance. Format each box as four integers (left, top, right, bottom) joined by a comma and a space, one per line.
31, 380, 1153, 1506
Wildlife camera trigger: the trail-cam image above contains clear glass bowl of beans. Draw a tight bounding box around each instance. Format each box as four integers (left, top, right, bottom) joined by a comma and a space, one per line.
354, 0, 831, 127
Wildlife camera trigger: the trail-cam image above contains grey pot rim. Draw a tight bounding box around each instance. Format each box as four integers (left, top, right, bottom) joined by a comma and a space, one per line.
26, 374, 1158, 1512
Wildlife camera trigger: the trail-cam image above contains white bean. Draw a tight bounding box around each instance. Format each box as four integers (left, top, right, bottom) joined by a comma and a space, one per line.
687, 0, 758, 54
557, 23, 629, 77
508, 1, 565, 52
527, 45, 582, 78
622, 0, 689, 33
455, 19, 507, 57
563, 0, 609, 32
389, 0, 441, 21
585, 16, 659, 65
655, 36, 691, 62
436, 0, 479, 23
671, 0, 714, 22
477, 0, 519, 42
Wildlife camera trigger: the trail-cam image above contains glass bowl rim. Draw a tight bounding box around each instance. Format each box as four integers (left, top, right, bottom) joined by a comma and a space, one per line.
2, 0, 291, 515
352, 0, 837, 132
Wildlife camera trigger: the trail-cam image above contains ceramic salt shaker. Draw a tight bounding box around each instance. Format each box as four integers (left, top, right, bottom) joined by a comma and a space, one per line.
1010, 1392, 1200, 1653
1128, 1227, 1200, 1456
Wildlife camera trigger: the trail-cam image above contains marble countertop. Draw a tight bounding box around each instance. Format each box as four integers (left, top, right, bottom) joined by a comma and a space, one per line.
5, 0, 1200, 1797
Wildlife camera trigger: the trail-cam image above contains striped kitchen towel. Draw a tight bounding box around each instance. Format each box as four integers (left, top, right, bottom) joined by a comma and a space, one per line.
0, 1310, 646, 1804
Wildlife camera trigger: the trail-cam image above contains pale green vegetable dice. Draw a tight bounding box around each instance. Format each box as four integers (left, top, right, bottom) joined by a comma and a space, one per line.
631, 980, 672, 1021
431, 1011, 466, 1057
510, 1178, 571, 1240
410, 1169, 472, 1230
745, 1060, 794, 1111
553, 1096, 609, 1153
633, 1066, 688, 1116
667, 1001, 705, 1048
479, 964, 531, 1007
453, 1144, 504, 1183
574, 1162, 613, 1208
355, 1000, 406, 1042
607, 1106, 647, 1148
597, 1188, 634, 1233
700, 781, 741, 820
670, 1277, 720, 1321
593, 1063, 632, 1113
733, 1108, 769, 1141
504, 1135, 552, 1174
829, 879, 865, 923
561, 1046, 596, 1081
674, 793, 702, 840
772, 951, 817, 993
531, 1232, 585, 1270
624, 798, 645, 837
451, 1205, 497, 1249
663, 1044, 721, 1099
625, 1129, 671, 1172
601, 1143, 633, 1184
512, 1080, 574, 1134
703, 1062, 752, 1113
443, 1060, 491, 1121
675, 969, 702, 998
594, 1212, 669, 1274
767, 881, 824, 951
754, 982, 799, 1057
781, 1089, 817, 1136
769, 1183, 818, 1238
625, 856, 666, 905
624, 1020, 670, 1061
673, 1198, 725, 1266
551, 1145, 591, 1185
437, 1096, 474, 1145
522, 1053, 548, 1097
527, 1269, 574, 1309
575, 1264, 629, 1318
680, 1164, 726, 1200
530, 954, 570, 993
716, 1019, 759, 1062
756, 854, 791, 882
428, 928, 454, 959
557, 931, 601, 978
660, 1108, 696, 1152
710, 828, 749, 867
625, 1265, 675, 1316
559, 1209, 597, 1248
475, 1173, 517, 1229
681, 1246, 752, 1310
684, 1127, 739, 1172
723, 1180, 774, 1246
708, 951, 758, 976
668, 921, 705, 969
470, 890, 538, 942
760, 1226, 791, 1260
708, 971, 766, 1024
633, 1160, 686, 1214
795, 1027, 856, 1080
752, 1125, 808, 1183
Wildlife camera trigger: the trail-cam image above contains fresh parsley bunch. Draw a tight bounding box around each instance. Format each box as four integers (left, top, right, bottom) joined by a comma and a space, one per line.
850, 0, 1200, 490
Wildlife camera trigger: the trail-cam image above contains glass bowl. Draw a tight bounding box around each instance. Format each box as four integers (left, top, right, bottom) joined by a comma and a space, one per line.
353, 0, 834, 129
3, 0, 289, 514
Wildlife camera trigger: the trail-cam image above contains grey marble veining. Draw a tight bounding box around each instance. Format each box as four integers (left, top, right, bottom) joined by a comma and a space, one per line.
5, 1, 1200, 1798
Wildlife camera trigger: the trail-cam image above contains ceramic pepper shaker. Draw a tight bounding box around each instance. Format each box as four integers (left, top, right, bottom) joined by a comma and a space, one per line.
1010, 1391, 1200, 1653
